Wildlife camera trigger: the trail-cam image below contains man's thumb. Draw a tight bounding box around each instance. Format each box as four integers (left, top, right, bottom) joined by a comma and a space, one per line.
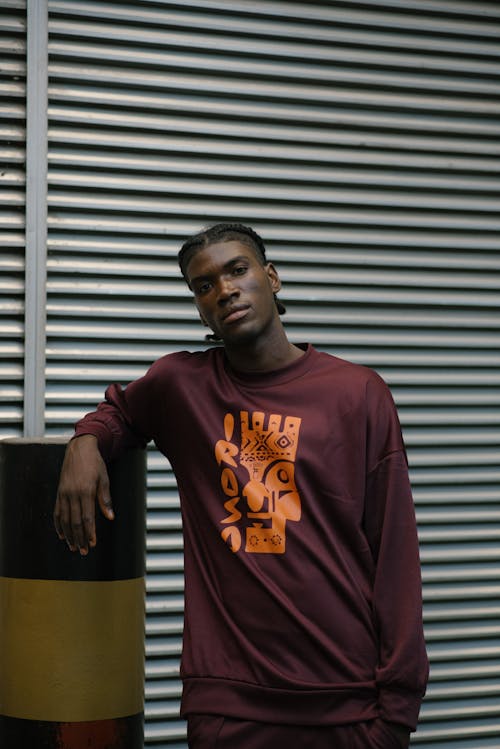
97, 473, 114, 520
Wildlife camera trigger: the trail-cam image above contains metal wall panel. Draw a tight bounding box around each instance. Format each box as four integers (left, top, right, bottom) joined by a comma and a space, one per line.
0, 0, 26, 437
42, 1, 500, 747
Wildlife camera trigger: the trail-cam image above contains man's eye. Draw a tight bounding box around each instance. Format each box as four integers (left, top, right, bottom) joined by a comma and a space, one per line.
197, 282, 212, 294
233, 266, 247, 275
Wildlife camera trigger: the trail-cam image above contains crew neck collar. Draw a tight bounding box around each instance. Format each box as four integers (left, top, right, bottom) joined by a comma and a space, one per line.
222, 343, 315, 387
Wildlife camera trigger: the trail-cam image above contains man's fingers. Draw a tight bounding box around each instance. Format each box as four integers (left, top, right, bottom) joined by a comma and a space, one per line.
69, 496, 87, 554
55, 489, 92, 554
81, 493, 96, 552
97, 469, 114, 521
56, 493, 77, 551
53, 498, 65, 540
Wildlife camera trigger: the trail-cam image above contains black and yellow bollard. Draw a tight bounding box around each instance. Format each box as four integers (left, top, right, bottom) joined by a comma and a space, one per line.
0, 438, 146, 748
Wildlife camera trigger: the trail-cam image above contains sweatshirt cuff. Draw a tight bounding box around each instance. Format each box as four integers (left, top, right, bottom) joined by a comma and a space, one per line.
378, 687, 424, 732
73, 423, 114, 462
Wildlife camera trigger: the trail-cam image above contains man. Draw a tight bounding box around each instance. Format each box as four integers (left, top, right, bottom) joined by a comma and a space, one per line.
55, 223, 429, 748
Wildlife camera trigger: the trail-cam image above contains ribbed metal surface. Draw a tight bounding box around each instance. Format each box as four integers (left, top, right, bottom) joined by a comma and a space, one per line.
42, 1, 500, 746
0, 0, 26, 438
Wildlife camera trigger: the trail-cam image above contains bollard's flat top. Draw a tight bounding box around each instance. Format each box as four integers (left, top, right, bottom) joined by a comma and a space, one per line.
0, 436, 69, 444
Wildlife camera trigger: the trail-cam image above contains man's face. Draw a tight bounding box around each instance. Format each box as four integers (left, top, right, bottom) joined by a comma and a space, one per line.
185, 240, 282, 345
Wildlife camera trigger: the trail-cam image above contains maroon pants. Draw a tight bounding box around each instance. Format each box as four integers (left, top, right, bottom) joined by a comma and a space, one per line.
187, 715, 409, 749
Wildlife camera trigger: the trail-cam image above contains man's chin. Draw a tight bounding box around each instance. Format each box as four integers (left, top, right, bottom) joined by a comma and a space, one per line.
218, 325, 258, 346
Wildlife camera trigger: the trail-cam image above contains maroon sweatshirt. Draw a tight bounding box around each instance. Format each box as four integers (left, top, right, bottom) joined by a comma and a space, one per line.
75, 344, 429, 730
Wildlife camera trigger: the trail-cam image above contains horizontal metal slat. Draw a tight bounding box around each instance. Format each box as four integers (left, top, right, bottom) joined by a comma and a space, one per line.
410, 447, 500, 467
48, 0, 500, 48
46, 172, 500, 212
1, 191, 31, 209
424, 679, 500, 705
404, 427, 500, 443
144, 699, 182, 720
422, 564, 500, 582
47, 43, 500, 98
48, 106, 500, 153
414, 488, 499, 504
409, 466, 500, 484
420, 526, 500, 542
354, 0, 500, 18
421, 696, 500, 721
163, 0, 500, 38
48, 127, 500, 166
425, 621, 500, 640
0, 168, 25, 187
420, 505, 500, 521
47, 154, 500, 194
47, 77, 500, 119
47, 30, 500, 81
46, 196, 500, 231
0, 16, 25, 36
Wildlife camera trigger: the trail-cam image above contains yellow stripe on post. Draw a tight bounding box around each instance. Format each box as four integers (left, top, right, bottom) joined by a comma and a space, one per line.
0, 576, 145, 722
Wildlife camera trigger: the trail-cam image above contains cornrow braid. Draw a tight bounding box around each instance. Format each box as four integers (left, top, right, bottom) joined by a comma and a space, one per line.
178, 222, 286, 317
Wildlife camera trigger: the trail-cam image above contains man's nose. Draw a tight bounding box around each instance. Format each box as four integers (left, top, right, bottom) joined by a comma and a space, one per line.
216, 275, 239, 302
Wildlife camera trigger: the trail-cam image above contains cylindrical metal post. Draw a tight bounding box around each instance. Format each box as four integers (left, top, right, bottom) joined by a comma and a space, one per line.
0, 438, 146, 748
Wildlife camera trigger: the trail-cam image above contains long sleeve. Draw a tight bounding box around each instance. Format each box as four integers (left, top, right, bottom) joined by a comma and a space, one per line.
363, 382, 429, 730
73, 364, 162, 461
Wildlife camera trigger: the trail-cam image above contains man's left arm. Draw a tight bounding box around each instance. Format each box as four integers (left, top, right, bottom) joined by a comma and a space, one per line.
363, 379, 429, 735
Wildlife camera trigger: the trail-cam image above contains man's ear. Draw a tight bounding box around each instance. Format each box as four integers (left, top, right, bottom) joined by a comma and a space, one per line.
265, 262, 281, 294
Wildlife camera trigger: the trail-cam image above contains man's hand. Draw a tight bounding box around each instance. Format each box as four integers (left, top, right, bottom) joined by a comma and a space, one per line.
54, 435, 114, 555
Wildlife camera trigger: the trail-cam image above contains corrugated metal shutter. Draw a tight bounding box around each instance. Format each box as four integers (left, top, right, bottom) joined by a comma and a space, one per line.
0, 0, 25, 438
43, 1, 500, 747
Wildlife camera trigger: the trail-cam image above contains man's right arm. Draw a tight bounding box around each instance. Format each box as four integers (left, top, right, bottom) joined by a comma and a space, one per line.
54, 434, 114, 556
54, 364, 162, 555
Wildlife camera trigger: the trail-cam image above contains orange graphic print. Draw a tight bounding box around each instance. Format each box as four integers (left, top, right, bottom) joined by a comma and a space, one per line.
215, 411, 302, 554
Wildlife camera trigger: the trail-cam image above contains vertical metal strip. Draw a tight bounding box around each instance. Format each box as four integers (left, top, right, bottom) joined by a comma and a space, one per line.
24, 0, 48, 438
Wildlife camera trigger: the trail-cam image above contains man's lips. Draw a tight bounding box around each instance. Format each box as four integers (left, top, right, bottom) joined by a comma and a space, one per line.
221, 305, 250, 324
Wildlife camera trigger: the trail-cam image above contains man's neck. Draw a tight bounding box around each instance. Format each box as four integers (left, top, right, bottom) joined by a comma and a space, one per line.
224, 331, 304, 374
